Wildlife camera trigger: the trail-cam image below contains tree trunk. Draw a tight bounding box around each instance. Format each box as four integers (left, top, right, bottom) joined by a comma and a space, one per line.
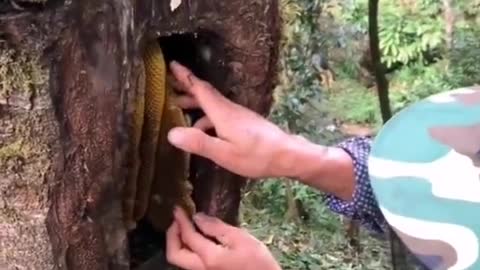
367, 2, 427, 269
0, 1, 279, 269
0, 43, 58, 270
443, 0, 455, 51
368, 0, 392, 123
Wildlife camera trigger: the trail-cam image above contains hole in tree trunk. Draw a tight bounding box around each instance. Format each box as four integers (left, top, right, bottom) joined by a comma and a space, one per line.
127, 31, 228, 270
159, 31, 228, 86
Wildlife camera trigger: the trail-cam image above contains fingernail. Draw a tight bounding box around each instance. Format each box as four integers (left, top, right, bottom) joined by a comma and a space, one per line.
167, 128, 184, 145
171, 61, 187, 73
173, 206, 182, 215
193, 212, 214, 222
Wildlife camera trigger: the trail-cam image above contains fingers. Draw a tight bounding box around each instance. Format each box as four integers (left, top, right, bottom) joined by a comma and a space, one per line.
169, 61, 207, 95
166, 221, 206, 270
169, 61, 232, 124
193, 213, 239, 247
173, 207, 221, 259
167, 127, 238, 168
167, 73, 184, 93
193, 116, 214, 131
174, 95, 199, 109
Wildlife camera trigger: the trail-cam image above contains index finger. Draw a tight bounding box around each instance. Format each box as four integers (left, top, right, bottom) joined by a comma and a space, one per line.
166, 221, 205, 270
169, 61, 233, 125
173, 206, 222, 259
193, 213, 240, 248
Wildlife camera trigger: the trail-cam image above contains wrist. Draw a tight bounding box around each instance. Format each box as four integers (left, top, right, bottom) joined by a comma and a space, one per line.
277, 135, 329, 180
277, 135, 355, 200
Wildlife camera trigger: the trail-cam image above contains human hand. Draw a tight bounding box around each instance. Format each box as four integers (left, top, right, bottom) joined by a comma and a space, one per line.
166, 207, 282, 270
167, 61, 300, 179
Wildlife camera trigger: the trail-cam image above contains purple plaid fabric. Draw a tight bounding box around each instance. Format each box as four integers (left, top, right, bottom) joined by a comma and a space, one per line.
324, 136, 388, 234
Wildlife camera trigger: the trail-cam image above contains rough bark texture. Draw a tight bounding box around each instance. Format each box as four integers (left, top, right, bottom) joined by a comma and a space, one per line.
0, 0, 279, 269
0, 44, 57, 270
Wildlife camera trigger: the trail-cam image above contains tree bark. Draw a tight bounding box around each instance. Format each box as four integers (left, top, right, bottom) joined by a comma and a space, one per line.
442, 0, 455, 51
0, 43, 58, 270
0, 0, 279, 269
368, 0, 392, 123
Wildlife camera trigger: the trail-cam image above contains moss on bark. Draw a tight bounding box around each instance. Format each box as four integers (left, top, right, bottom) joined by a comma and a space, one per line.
0, 44, 57, 270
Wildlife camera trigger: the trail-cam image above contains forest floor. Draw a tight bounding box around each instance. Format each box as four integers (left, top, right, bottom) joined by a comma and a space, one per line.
240, 178, 393, 270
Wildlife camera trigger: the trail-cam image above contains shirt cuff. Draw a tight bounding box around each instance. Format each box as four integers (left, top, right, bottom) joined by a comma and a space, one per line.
324, 136, 388, 234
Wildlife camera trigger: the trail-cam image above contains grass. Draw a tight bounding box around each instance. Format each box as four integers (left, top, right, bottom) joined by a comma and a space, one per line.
325, 80, 382, 127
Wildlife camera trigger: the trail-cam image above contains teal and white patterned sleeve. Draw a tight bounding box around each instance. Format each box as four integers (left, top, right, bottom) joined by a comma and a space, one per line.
324, 137, 388, 234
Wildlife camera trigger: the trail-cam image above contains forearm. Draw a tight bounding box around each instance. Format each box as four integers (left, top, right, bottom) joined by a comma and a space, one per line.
280, 135, 387, 234
282, 136, 356, 201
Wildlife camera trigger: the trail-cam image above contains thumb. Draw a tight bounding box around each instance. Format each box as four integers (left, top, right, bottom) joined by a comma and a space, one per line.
193, 213, 239, 247
167, 127, 235, 165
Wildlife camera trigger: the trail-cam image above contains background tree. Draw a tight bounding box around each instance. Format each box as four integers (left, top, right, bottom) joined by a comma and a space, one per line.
242, 0, 480, 269
368, 0, 392, 123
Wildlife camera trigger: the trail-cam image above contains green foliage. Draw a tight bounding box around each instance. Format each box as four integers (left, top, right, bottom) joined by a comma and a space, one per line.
271, 0, 325, 135
342, 0, 444, 68
379, 19, 443, 67
243, 0, 394, 269
456, 0, 480, 23
248, 178, 329, 219
327, 0, 480, 126
241, 181, 392, 270
388, 63, 452, 112
245, 0, 480, 269
340, 0, 368, 33
327, 81, 381, 125
247, 180, 289, 219
448, 27, 480, 86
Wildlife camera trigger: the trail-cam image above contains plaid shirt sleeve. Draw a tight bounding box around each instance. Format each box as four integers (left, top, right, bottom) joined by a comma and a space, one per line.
324, 136, 388, 234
